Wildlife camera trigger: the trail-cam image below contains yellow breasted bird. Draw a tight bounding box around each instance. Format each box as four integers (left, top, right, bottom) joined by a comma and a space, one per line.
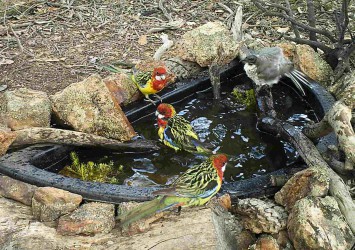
117, 154, 228, 227
156, 103, 213, 153
132, 66, 169, 104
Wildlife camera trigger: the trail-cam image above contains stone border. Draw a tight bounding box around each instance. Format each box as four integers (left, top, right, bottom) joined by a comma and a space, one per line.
0, 60, 336, 204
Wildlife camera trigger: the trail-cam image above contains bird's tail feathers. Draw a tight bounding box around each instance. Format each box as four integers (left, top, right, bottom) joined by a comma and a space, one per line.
287, 70, 313, 96
117, 197, 175, 227
191, 139, 213, 154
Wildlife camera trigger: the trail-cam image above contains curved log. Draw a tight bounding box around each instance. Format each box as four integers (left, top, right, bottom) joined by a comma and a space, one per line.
1, 127, 159, 156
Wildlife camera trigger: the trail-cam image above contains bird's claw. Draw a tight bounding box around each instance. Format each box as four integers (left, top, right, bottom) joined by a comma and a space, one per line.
153, 94, 163, 103
144, 97, 156, 105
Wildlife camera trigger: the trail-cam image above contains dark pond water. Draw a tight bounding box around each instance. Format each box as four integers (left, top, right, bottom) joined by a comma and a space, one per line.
57, 75, 317, 187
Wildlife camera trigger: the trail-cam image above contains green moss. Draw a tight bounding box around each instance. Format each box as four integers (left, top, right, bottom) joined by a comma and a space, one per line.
231, 88, 256, 109
60, 151, 125, 184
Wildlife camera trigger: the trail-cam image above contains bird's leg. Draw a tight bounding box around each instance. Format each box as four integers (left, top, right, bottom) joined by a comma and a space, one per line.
144, 95, 156, 105
153, 94, 163, 103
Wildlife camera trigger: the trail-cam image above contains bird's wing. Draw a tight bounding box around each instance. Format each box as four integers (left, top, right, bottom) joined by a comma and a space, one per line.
163, 116, 201, 151
154, 160, 219, 198
132, 70, 152, 88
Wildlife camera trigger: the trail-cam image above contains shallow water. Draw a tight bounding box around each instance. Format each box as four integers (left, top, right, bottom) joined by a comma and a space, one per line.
59, 77, 317, 187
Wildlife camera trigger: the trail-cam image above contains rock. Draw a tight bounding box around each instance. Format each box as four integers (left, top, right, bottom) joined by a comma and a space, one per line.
164, 57, 203, 80
278, 43, 333, 86
0, 176, 37, 205
175, 21, 239, 67
275, 167, 329, 211
234, 198, 288, 234
272, 230, 294, 250
32, 187, 82, 221
57, 202, 115, 235
0, 127, 17, 156
0, 88, 51, 130
288, 196, 354, 250
103, 73, 140, 106
249, 234, 280, 250
51, 74, 136, 141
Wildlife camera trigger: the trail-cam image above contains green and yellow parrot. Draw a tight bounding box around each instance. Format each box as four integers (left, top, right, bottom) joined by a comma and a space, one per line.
156, 103, 213, 153
117, 154, 228, 227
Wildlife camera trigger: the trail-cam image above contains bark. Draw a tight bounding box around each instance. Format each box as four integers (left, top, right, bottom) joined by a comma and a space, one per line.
1, 127, 159, 156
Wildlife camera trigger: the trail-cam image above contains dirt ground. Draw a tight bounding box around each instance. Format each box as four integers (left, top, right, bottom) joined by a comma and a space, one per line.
0, 0, 353, 95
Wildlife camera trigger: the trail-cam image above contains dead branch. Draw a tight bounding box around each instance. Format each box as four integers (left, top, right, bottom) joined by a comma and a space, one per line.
153, 34, 173, 61
306, 0, 317, 49
284, 0, 300, 39
231, 6, 243, 42
0, 127, 159, 157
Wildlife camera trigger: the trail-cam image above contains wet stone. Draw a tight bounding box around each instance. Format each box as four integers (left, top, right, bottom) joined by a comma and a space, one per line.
32, 187, 82, 222
0, 176, 37, 206
57, 202, 115, 235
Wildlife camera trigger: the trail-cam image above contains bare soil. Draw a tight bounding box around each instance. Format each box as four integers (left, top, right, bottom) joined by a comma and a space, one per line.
0, 0, 353, 95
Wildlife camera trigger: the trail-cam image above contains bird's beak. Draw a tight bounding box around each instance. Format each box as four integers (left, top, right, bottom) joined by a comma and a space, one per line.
155, 111, 165, 119
155, 111, 159, 117
240, 58, 246, 63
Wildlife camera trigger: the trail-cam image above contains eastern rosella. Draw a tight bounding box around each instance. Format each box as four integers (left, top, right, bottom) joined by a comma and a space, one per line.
132, 66, 169, 104
118, 154, 228, 227
156, 103, 212, 153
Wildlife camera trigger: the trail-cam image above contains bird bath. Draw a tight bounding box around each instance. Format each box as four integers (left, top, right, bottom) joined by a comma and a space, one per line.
0, 60, 335, 203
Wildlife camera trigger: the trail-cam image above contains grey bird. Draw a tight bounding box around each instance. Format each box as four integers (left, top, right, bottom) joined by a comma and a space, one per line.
241, 47, 312, 96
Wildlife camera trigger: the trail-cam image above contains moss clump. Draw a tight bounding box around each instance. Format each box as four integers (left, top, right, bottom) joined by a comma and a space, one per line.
60, 151, 124, 184
231, 88, 256, 109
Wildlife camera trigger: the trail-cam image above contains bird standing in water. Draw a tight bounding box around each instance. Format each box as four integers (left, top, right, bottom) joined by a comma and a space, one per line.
132, 66, 169, 104
156, 103, 212, 154
241, 47, 312, 96
117, 154, 228, 227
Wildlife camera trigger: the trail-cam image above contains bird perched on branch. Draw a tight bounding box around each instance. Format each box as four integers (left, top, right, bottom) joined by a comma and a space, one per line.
241, 47, 312, 96
156, 103, 213, 154
117, 154, 228, 227
132, 65, 169, 104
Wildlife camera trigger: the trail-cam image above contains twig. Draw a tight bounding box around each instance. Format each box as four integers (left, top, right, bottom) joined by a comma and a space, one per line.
252, 0, 337, 43
231, 6, 243, 42
158, 0, 173, 22
284, 0, 300, 39
284, 36, 332, 53
153, 34, 173, 61
306, 0, 317, 50
8, 24, 23, 52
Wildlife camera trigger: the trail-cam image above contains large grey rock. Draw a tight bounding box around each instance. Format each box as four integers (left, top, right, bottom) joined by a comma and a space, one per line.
288, 196, 354, 250
0, 176, 37, 205
51, 74, 136, 141
32, 187, 82, 221
0, 88, 51, 130
57, 202, 115, 235
275, 166, 329, 211
176, 22, 239, 67
234, 198, 288, 234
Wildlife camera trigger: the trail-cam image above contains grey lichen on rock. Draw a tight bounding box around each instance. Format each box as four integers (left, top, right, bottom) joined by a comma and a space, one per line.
57, 202, 115, 235
175, 21, 239, 67
0, 88, 51, 130
32, 187, 82, 222
51, 74, 136, 141
288, 196, 354, 250
329, 70, 355, 100
234, 198, 288, 234
0, 176, 37, 206
275, 166, 330, 211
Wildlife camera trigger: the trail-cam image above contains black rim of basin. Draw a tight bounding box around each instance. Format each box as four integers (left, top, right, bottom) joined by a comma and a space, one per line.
0, 60, 336, 203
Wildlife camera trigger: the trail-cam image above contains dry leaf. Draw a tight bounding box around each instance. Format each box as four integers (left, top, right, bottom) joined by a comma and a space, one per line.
138, 35, 148, 46
276, 27, 290, 33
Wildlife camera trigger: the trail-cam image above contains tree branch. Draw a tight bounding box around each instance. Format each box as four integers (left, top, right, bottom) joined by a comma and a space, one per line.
284, 36, 332, 53
306, 0, 317, 49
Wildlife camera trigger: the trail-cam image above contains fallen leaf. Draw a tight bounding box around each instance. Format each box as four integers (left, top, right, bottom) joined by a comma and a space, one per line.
276, 27, 290, 33
138, 35, 148, 46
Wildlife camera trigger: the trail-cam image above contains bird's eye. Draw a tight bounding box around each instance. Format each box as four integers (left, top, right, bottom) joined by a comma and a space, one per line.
155, 75, 162, 81
160, 74, 166, 80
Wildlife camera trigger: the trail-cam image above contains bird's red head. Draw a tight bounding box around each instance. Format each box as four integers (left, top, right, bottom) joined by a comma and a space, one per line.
151, 66, 168, 91
210, 154, 228, 180
156, 103, 176, 127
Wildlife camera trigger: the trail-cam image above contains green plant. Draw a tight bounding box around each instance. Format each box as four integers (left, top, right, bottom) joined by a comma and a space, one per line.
60, 151, 124, 184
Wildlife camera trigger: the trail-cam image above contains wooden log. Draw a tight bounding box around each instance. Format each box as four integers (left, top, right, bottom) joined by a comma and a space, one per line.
3, 127, 159, 155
